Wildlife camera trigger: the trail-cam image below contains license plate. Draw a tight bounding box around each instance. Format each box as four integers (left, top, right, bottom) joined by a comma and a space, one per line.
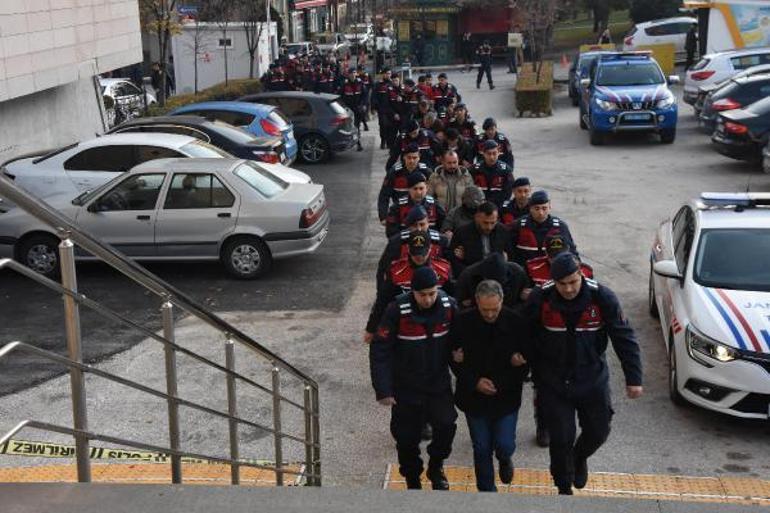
625, 113, 651, 121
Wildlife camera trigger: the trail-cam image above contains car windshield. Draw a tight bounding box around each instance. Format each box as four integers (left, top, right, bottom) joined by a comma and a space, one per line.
579, 55, 600, 75
747, 95, 770, 115
286, 44, 305, 53
71, 173, 126, 206
233, 161, 287, 198
181, 140, 232, 158
596, 62, 664, 86
694, 228, 770, 291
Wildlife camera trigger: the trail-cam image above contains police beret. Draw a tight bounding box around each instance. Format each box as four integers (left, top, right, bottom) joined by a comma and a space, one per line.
404, 141, 420, 154
390, 72, 400, 79
407, 172, 427, 187
408, 230, 431, 256
550, 252, 579, 281
529, 190, 550, 206
405, 119, 420, 132
513, 176, 531, 188
405, 205, 428, 226
411, 266, 438, 291
455, 102, 466, 109
482, 139, 499, 151
438, 72, 447, 79
403, 78, 415, 86
482, 117, 497, 130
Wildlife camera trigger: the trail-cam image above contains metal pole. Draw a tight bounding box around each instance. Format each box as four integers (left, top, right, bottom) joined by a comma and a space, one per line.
161, 300, 182, 484
303, 385, 314, 486
311, 385, 321, 485
271, 366, 284, 486
225, 337, 240, 485
59, 236, 91, 483
266, 0, 274, 64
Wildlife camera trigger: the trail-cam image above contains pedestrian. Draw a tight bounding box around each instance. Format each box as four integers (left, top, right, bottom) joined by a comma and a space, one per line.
386, 120, 437, 171
386, 172, 446, 237
432, 73, 459, 114
413, 33, 425, 66
447, 104, 476, 141
341, 69, 365, 151
685, 24, 698, 70
373, 68, 396, 149
451, 279, 529, 492
378, 143, 432, 223
370, 266, 458, 490
524, 235, 593, 291
525, 252, 643, 495
462, 32, 474, 73
510, 190, 577, 266
469, 140, 514, 209
442, 185, 485, 240
442, 128, 474, 168
598, 27, 612, 45
500, 177, 531, 226
449, 200, 511, 276
428, 150, 475, 212
454, 252, 528, 309
475, 118, 514, 168
476, 40, 494, 90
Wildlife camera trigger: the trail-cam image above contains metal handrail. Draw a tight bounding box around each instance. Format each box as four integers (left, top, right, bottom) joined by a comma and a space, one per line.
0, 173, 321, 485
0, 173, 313, 383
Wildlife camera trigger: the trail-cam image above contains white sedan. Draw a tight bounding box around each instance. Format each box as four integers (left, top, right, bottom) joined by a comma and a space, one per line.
649, 193, 770, 419
2, 133, 310, 205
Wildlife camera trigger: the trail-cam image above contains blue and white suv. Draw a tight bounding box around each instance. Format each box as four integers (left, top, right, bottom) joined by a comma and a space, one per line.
580, 52, 680, 145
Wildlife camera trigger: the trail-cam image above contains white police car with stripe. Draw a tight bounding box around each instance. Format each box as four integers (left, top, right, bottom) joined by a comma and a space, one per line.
649, 193, 770, 419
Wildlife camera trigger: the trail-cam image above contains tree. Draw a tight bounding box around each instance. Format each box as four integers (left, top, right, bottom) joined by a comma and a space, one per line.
630, 0, 680, 23
512, 0, 560, 81
182, 10, 215, 94
206, 0, 234, 85
238, 0, 266, 79
139, 0, 182, 105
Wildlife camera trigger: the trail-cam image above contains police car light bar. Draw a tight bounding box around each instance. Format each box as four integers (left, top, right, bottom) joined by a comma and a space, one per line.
699, 192, 770, 208
599, 51, 652, 61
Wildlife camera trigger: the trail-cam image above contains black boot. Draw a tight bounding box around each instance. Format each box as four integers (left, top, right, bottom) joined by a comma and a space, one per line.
499, 458, 514, 484
558, 485, 574, 495
490, 84, 495, 90
536, 424, 550, 448
426, 464, 449, 491
405, 476, 422, 489
420, 423, 432, 441
380, 140, 386, 149
573, 457, 588, 489
357, 142, 363, 151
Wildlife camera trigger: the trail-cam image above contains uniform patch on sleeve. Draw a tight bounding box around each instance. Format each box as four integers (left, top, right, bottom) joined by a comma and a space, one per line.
377, 326, 390, 339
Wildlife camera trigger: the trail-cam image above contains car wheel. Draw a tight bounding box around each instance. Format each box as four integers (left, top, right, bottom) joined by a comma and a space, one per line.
648, 265, 660, 319
763, 151, 770, 174
221, 236, 272, 279
299, 134, 330, 164
18, 234, 61, 279
571, 95, 579, 107
579, 111, 587, 130
661, 128, 676, 144
668, 336, 687, 407
589, 128, 604, 146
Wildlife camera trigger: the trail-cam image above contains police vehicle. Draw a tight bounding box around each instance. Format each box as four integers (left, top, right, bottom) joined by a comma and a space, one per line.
649, 193, 770, 419
580, 52, 680, 146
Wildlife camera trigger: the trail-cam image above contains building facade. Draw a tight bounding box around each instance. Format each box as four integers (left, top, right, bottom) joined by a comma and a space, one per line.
0, 0, 143, 162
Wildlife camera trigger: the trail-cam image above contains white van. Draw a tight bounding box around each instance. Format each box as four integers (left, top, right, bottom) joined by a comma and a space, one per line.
623, 17, 697, 62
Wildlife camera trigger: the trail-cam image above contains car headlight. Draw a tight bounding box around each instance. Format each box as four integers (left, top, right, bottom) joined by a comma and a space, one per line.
595, 98, 616, 111
686, 325, 737, 365
657, 94, 676, 109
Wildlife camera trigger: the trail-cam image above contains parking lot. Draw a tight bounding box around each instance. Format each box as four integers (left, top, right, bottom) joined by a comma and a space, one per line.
1, 65, 769, 487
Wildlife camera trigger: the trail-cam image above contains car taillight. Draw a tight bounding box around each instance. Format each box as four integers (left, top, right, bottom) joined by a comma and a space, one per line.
260, 118, 282, 136
712, 98, 741, 111
252, 151, 281, 164
330, 115, 349, 127
300, 201, 326, 228
690, 70, 716, 81
724, 121, 749, 135
624, 36, 634, 46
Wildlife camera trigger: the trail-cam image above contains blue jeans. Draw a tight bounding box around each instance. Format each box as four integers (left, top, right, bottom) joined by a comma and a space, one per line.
465, 410, 519, 492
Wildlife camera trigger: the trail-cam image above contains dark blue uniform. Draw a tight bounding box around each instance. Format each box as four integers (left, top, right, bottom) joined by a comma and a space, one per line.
376, 229, 451, 286
510, 215, 577, 266
469, 160, 514, 209
525, 278, 642, 491
377, 161, 431, 221
475, 131, 514, 168
386, 129, 438, 171
386, 196, 446, 238
370, 290, 458, 481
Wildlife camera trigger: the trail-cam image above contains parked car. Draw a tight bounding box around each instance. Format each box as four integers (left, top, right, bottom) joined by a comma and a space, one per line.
580, 52, 679, 145
649, 192, 770, 418
100, 78, 157, 127
284, 41, 315, 59
568, 50, 613, 107
622, 17, 697, 62
0, 159, 330, 279
168, 101, 298, 163
108, 116, 289, 165
344, 23, 373, 52
315, 32, 350, 55
693, 64, 770, 118
238, 92, 359, 163
699, 73, 770, 134
684, 47, 770, 106
712, 96, 770, 166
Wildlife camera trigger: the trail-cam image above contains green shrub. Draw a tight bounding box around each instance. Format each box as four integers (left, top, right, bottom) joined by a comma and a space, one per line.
144, 79, 264, 116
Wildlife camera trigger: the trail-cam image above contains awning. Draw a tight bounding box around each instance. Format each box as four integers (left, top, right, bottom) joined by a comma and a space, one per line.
294, 0, 327, 9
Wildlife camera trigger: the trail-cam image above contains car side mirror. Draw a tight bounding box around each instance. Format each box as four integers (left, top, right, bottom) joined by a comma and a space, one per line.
668, 75, 681, 85
580, 78, 591, 88
653, 260, 683, 281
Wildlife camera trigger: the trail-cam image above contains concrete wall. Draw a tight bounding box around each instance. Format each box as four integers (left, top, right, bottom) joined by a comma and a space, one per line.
171, 22, 277, 95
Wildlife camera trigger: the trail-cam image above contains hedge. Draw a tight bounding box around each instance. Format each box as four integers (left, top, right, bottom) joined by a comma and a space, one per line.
146, 79, 264, 116
515, 62, 553, 117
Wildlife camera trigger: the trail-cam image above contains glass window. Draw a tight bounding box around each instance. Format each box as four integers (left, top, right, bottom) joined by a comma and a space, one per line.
135, 145, 185, 164
268, 110, 290, 128
277, 98, 312, 117
676, 22, 695, 34
731, 55, 762, 71
179, 140, 232, 158
761, 53, 770, 65
674, 209, 694, 271
233, 162, 287, 198
64, 145, 136, 172
329, 100, 347, 115
694, 229, 770, 291
95, 173, 165, 211
596, 63, 664, 86
210, 121, 259, 144
164, 173, 235, 209
645, 25, 668, 36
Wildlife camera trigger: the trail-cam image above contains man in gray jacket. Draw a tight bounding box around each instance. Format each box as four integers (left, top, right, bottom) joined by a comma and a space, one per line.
428, 150, 474, 213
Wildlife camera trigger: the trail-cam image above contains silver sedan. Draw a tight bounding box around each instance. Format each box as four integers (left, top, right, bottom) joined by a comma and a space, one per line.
0, 158, 330, 279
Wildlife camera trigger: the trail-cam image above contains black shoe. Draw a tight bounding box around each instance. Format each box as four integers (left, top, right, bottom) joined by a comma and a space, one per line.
380, 141, 386, 149
558, 485, 574, 495
357, 144, 363, 152
573, 457, 588, 489
420, 423, 432, 441
476, 83, 480, 89
499, 458, 514, 484
490, 85, 496, 90
426, 466, 449, 490
406, 476, 422, 490
536, 425, 550, 448
364, 125, 369, 131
